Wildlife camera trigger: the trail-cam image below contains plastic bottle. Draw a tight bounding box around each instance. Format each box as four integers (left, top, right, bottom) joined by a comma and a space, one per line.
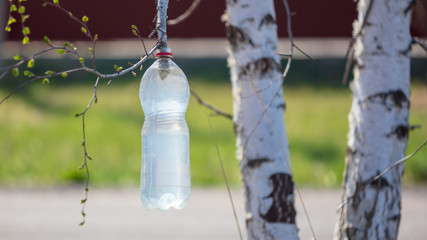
139, 50, 191, 211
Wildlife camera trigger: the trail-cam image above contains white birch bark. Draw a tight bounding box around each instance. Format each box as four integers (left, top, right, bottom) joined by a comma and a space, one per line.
335, 0, 413, 239
224, 0, 299, 239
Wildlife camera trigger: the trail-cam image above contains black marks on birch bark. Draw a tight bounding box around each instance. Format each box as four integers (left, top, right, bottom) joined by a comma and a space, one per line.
369, 176, 390, 188
345, 226, 357, 240
226, 24, 255, 49
239, 58, 281, 78
343, 147, 357, 184
233, 122, 242, 135
276, 103, 286, 110
351, 181, 364, 210
247, 157, 271, 168
386, 125, 409, 139
364, 89, 409, 109
259, 14, 276, 29
260, 173, 296, 223
226, 0, 238, 5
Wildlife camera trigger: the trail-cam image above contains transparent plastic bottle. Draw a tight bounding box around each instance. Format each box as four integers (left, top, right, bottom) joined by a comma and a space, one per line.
139, 50, 191, 211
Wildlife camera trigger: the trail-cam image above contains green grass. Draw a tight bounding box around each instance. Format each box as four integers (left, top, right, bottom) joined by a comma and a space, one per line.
0, 79, 426, 188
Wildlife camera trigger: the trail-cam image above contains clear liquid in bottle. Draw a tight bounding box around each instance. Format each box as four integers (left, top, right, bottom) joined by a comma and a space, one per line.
139, 51, 191, 211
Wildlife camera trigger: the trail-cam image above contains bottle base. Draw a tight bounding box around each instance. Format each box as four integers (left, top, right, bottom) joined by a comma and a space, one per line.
140, 186, 191, 211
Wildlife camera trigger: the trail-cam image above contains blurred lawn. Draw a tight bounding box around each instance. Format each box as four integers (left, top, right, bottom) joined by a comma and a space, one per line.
0, 60, 426, 188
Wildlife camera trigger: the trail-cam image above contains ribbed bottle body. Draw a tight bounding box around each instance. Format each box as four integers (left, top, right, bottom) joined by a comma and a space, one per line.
139, 57, 191, 210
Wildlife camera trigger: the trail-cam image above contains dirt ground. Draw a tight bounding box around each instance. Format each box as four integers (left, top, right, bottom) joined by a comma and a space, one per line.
0, 187, 425, 240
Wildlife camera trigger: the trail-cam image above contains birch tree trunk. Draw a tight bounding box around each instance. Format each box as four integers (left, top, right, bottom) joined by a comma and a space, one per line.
224, 0, 299, 239
335, 0, 413, 239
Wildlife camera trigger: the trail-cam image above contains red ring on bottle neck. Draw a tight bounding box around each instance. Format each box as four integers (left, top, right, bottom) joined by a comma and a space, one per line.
156, 52, 173, 57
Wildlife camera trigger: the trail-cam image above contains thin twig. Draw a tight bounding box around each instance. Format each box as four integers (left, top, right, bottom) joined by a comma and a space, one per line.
342, 47, 355, 85
413, 37, 427, 52
342, 0, 375, 84
206, 114, 243, 240
293, 43, 314, 60
370, 137, 427, 184
0, 67, 85, 105
282, 0, 293, 78
190, 89, 233, 120
337, 137, 427, 210
167, 0, 201, 25
0, 44, 161, 105
295, 184, 318, 240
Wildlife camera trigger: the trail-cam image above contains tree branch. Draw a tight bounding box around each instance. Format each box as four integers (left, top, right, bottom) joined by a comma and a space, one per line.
167, 0, 201, 25
370, 137, 427, 184
413, 37, 427, 52
190, 88, 233, 120
342, 0, 375, 85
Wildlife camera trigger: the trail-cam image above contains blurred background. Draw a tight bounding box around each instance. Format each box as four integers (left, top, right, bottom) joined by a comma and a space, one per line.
0, 0, 426, 239
1, 0, 426, 188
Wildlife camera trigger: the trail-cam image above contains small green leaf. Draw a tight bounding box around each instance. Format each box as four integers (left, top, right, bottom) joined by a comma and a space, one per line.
88, 47, 93, 53
27, 58, 35, 68
22, 36, 29, 45
12, 68, 19, 77
79, 222, 85, 226
7, 16, 16, 25
61, 72, 68, 78
107, 79, 112, 86
81, 199, 87, 204
85, 187, 89, 192
94, 34, 98, 41
53, 0, 59, 4
79, 57, 84, 63
81, 27, 87, 34
45, 70, 54, 76
10, 4, 17, 12
43, 36, 51, 44
21, 15, 30, 23
18, 6, 25, 14
131, 25, 137, 29
22, 26, 30, 35
42, 2, 48, 7
13, 55, 22, 61
57, 49, 65, 55
113, 64, 119, 71
42, 78, 49, 84
87, 155, 92, 160
24, 70, 32, 77
63, 41, 70, 47
70, 44, 77, 51
132, 29, 137, 36
82, 16, 89, 23
5, 26, 11, 32
74, 112, 80, 117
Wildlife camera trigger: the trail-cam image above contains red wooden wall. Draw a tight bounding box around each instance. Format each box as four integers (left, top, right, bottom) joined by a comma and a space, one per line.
4, 0, 425, 41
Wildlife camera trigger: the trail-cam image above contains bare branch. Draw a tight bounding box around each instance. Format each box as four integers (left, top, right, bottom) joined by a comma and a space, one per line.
156, 0, 169, 51
0, 67, 85, 105
413, 37, 427, 52
0, 43, 161, 105
190, 89, 233, 120
342, 47, 355, 85
338, 137, 427, 211
281, 0, 294, 79
206, 115, 243, 240
370, 137, 427, 184
167, 0, 201, 25
342, 0, 375, 85
293, 43, 314, 60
